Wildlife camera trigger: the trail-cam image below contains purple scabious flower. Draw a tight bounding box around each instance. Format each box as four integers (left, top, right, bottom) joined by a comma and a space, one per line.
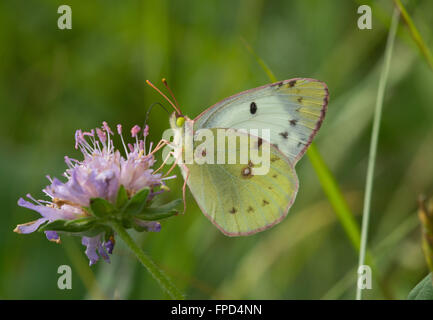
15, 122, 174, 266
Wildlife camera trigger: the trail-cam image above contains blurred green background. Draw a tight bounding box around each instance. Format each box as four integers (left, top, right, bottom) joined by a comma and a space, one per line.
1, 0, 433, 299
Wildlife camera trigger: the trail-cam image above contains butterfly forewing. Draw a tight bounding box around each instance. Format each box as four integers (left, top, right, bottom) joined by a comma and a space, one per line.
194, 78, 328, 165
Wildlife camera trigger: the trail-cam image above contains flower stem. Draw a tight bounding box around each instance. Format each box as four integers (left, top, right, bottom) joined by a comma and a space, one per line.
357, 7, 400, 300
110, 220, 185, 300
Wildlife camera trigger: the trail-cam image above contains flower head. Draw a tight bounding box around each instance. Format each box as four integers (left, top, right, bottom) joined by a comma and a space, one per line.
15, 122, 177, 266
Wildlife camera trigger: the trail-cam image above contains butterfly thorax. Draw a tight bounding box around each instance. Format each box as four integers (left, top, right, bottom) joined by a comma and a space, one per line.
169, 112, 194, 164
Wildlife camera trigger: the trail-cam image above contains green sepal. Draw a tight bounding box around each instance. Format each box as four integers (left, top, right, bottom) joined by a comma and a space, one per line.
131, 220, 148, 232
38, 217, 97, 233
124, 187, 150, 215
89, 197, 115, 218
121, 217, 133, 229
116, 185, 128, 209
58, 226, 108, 238
102, 224, 115, 242
141, 199, 182, 214
130, 219, 160, 232
135, 211, 178, 221
134, 199, 181, 220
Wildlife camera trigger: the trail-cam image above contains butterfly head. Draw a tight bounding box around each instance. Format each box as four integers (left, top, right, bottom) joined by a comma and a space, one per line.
169, 111, 190, 130
169, 112, 180, 128
176, 115, 185, 127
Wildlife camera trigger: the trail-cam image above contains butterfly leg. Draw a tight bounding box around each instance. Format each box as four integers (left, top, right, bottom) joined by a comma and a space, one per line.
162, 153, 178, 177
181, 164, 190, 214
154, 150, 175, 174
148, 139, 172, 157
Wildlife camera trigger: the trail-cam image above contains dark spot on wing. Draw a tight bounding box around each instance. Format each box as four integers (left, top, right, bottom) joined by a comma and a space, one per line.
262, 200, 269, 206
288, 80, 297, 87
268, 186, 272, 190
279, 131, 289, 139
290, 119, 298, 126
270, 157, 279, 162
247, 206, 254, 213
250, 102, 257, 114
201, 149, 206, 157
272, 174, 277, 178
297, 142, 303, 148
241, 166, 253, 178
297, 97, 303, 103
229, 207, 237, 214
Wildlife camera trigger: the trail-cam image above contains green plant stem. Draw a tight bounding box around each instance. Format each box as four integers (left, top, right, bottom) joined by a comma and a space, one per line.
110, 221, 185, 300
357, 8, 400, 300
393, 0, 433, 71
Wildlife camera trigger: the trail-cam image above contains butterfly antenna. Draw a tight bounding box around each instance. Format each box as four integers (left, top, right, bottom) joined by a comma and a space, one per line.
162, 78, 180, 109
144, 102, 170, 127
146, 80, 182, 115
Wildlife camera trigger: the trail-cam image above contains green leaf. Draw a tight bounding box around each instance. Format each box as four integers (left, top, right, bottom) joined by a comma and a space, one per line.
134, 199, 181, 221
116, 185, 128, 209
121, 217, 133, 229
89, 197, 115, 217
135, 211, 178, 221
131, 220, 149, 232
408, 274, 433, 300
124, 188, 150, 215
39, 217, 97, 233
142, 199, 182, 214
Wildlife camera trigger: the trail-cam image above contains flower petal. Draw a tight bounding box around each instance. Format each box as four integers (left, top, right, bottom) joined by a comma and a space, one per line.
104, 239, 115, 254
14, 218, 48, 234
45, 231, 60, 243
98, 243, 110, 263
18, 198, 64, 220
82, 236, 100, 266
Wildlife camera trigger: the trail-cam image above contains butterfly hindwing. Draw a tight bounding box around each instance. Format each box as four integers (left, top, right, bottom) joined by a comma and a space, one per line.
194, 78, 328, 164
180, 128, 298, 236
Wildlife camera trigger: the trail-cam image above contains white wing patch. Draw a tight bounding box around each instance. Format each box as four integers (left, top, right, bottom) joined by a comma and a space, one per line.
194, 78, 329, 165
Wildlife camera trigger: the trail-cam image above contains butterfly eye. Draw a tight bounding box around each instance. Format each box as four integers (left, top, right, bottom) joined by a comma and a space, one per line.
176, 116, 185, 127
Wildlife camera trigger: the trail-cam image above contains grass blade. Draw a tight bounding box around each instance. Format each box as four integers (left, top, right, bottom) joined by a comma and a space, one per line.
241, 37, 278, 82
307, 144, 361, 249
357, 8, 400, 300
323, 213, 419, 299
393, 0, 433, 71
